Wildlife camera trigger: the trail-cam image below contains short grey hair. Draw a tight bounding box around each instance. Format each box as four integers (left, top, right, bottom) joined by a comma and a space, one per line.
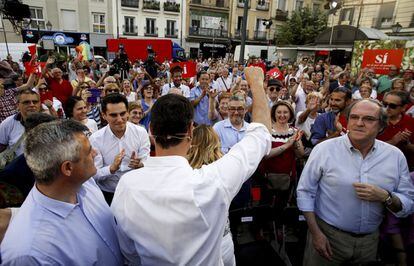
346, 99, 388, 131
24, 120, 89, 184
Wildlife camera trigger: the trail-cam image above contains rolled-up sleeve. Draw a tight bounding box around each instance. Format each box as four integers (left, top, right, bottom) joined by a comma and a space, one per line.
205, 123, 271, 204
391, 154, 414, 217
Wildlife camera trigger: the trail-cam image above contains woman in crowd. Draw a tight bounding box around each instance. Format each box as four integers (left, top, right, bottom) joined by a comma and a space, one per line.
353, 77, 377, 99
187, 125, 235, 266
392, 78, 406, 91
140, 83, 156, 131
128, 101, 144, 126
208, 92, 231, 124
64, 96, 98, 133
122, 79, 138, 102
260, 101, 304, 199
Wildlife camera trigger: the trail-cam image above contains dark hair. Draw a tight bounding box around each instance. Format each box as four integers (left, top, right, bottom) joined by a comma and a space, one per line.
150, 94, 194, 149
384, 90, 409, 105
197, 70, 209, 80
101, 93, 129, 113
271, 100, 295, 124
332, 87, 352, 100
64, 96, 84, 119
24, 113, 57, 131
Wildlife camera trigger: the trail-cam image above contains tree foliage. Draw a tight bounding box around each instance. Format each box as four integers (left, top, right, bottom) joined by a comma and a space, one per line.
275, 8, 328, 45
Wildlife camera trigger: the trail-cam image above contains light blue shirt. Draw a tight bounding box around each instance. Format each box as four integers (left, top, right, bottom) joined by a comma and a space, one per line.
189, 86, 212, 126
297, 134, 414, 234
213, 118, 249, 154
0, 179, 123, 265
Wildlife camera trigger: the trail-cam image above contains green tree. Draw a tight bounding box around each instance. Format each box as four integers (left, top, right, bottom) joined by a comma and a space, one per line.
275, 8, 328, 45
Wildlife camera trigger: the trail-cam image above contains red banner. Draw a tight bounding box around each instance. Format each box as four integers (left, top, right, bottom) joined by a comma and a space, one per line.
361, 49, 404, 75
170, 61, 197, 79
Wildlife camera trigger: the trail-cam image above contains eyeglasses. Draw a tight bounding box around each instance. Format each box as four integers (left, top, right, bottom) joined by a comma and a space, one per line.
268, 86, 281, 92
349, 114, 379, 124
20, 100, 40, 105
228, 107, 245, 112
383, 102, 402, 109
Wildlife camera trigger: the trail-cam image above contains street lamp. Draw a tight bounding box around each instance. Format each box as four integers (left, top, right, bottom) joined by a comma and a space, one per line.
391, 22, 402, 33
46, 21, 52, 31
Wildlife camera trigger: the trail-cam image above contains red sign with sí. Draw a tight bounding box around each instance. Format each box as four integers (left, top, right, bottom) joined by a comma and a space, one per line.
170, 61, 197, 79
361, 49, 404, 75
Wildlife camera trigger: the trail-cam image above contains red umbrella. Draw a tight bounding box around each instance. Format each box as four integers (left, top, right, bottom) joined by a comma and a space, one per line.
267, 67, 284, 81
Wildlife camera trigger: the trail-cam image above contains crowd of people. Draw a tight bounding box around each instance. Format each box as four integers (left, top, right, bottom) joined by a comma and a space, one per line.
0, 50, 413, 266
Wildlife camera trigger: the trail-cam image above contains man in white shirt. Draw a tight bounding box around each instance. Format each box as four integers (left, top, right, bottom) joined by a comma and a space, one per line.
161, 66, 190, 97
216, 67, 233, 92
111, 67, 272, 265
90, 94, 150, 204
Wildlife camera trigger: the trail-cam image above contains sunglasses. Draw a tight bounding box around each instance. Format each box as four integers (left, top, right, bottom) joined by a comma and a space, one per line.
269, 86, 281, 92
383, 102, 402, 109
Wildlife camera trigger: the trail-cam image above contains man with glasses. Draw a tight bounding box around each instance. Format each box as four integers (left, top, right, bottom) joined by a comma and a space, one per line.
0, 89, 41, 156
298, 99, 414, 266
378, 90, 414, 171
267, 79, 282, 107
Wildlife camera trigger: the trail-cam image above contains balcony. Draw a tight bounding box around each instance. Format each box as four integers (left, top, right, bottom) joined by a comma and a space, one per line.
256, 0, 269, 11
275, 9, 288, 21
237, 0, 250, 8
234, 29, 249, 39
121, 0, 139, 8
164, 2, 180, 12
165, 28, 179, 38
123, 26, 138, 36
372, 17, 394, 29
254, 30, 267, 40
189, 27, 228, 38
144, 27, 158, 37
143, 0, 160, 10
216, 0, 227, 8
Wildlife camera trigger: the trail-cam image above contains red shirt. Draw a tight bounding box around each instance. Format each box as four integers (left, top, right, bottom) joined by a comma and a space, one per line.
46, 77, 73, 106
377, 114, 414, 170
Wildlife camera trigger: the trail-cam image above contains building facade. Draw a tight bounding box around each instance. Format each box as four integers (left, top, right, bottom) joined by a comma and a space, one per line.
114, 0, 183, 44
328, 0, 414, 36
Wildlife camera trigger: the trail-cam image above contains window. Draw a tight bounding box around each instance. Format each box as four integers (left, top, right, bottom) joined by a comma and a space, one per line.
237, 16, 243, 30
166, 20, 176, 36
295, 0, 303, 11
377, 2, 395, 28
124, 16, 135, 34
340, 8, 354, 25
313, 3, 320, 12
278, 0, 286, 11
61, 10, 77, 31
92, 13, 105, 33
29, 7, 45, 29
146, 18, 156, 35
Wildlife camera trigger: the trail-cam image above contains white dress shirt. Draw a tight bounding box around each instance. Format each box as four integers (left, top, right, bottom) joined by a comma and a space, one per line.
161, 83, 191, 98
215, 74, 233, 92
90, 122, 150, 193
111, 123, 271, 265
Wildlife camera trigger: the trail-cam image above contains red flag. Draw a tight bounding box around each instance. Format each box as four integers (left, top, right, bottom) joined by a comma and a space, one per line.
28, 45, 37, 57
267, 67, 284, 81
170, 62, 197, 79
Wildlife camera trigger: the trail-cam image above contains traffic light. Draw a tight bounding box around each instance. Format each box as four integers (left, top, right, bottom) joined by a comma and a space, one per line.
263, 19, 273, 29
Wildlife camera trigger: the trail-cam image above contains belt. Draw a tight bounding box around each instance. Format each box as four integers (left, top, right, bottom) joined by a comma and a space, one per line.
317, 217, 372, 238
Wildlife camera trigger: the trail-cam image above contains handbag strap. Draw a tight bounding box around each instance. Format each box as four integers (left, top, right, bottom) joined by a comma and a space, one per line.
9, 134, 25, 154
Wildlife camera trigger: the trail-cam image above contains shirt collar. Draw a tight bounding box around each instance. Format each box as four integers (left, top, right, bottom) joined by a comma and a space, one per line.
32, 184, 78, 219
106, 122, 130, 140
344, 133, 378, 153
223, 118, 248, 131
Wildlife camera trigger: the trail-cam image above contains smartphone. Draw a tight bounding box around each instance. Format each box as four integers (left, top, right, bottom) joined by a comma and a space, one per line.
87, 88, 101, 103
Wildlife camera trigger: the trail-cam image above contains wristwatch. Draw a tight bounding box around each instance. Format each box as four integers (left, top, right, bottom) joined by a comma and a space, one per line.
383, 191, 393, 206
